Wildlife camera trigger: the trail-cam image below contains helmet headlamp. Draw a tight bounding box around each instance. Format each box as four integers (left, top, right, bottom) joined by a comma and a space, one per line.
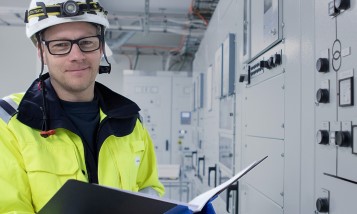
24, 1, 108, 24
61, 1, 80, 17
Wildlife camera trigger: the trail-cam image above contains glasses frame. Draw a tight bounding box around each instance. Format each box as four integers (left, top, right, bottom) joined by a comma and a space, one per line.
42, 35, 102, 55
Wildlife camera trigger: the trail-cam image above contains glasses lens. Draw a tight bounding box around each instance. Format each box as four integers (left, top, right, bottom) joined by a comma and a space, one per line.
78, 36, 100, 52
45, 36, 101, 55
48, 41, 72, 55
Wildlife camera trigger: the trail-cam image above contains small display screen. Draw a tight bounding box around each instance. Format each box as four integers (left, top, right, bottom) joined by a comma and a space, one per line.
180, 112, 191, 125
339, 77, 353, 106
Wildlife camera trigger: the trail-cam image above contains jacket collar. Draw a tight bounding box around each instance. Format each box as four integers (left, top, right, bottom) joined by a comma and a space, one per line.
17, 73, 140, 130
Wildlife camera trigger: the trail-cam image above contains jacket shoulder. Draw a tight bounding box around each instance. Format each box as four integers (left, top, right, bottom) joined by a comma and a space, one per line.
0, 93, 24, 124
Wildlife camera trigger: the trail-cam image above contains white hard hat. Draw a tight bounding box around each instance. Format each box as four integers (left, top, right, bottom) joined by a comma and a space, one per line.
25, 0, 109, 41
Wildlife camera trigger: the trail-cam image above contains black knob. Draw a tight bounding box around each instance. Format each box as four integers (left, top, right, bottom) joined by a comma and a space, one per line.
260, 60, 271, 69
316, 130, 329, 145
268, 57, 276, 68
273, 54, 282, 65
335, 0, 350, 10
316, 89, 329, 103
335, 131, 351, 147
239, 74, 246, 82
316, 198, 329, 213
316, 58, 329, 72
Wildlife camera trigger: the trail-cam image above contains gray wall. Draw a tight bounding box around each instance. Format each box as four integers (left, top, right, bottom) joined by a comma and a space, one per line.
97, 53, 192, 94
0, 26, 37, 97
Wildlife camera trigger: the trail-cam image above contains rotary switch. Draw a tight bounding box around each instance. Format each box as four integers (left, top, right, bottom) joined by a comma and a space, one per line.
335, 131, 351, 147
316, 130, 329, 145
316, 89, 329, 103
316, 197, 329, 213
268, 54, 282, 68
316, 58, 329, 73
268, 57, 275, 68
260, 60, 271, 69
335, 0, 350, 10
273, 54, 282, 65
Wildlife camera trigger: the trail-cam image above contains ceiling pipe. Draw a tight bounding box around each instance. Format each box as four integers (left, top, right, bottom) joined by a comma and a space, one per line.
106, 21, 140, 50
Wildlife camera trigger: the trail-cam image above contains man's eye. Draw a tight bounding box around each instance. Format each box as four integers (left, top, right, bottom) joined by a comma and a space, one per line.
49, 42, 70, 50
53, 42, 70, 48
80, 40, 94, 46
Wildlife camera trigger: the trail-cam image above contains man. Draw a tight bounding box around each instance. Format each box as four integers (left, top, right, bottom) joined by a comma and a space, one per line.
0, 0, 164, 212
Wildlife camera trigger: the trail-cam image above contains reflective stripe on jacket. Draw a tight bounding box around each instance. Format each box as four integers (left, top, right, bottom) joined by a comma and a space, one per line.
0, 75, 164, 213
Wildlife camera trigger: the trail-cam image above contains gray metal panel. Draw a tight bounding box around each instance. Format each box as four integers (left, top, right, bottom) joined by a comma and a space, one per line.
242, 136, 284, 206
219, 96, 234, 130
314, 1, 357, 213
222, 33, 236, 96
240, 183, 283, 214
171, 77, 193, 165
122, 74, 172, 164
315, 175, 357, 214
245, 74, 285, 139
334, 5, 357, 183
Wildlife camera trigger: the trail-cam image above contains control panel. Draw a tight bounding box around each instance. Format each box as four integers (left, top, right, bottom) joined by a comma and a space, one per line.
240, 44, 284, 86
315, 0, 357, 213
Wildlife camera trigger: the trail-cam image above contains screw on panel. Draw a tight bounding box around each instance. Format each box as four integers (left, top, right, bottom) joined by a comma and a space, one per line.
283, 68, 286, 73
282, 85, 285, 90
280, 192, 284, 196
281, 123, 285, 128
281, 153, 285, 157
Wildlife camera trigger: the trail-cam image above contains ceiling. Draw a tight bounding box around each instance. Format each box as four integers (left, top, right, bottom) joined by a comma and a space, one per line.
0, 0, 218, 64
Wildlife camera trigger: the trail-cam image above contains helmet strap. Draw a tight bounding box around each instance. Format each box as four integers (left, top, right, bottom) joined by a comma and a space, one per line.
35, 33, 54, 138
99, 27, 111, 74
36, 33, 46, 79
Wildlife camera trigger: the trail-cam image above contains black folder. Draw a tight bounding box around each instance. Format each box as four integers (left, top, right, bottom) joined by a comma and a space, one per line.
38, 156, 267, 214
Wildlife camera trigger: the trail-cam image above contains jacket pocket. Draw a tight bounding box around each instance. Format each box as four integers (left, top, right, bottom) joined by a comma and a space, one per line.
23, 143, 79, 175
131, 140, 145, 153
22, 143, 80, 211
102, 139, 145, 191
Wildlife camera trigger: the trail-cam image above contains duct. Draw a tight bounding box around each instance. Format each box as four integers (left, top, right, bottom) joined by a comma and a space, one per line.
108, 31, 136, 50
107, 21, 139, 50
109, 25, 204, 37
166, 18, 206, 28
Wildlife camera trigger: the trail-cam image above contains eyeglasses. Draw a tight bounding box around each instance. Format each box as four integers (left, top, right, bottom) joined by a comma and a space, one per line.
42, 35, 101, 55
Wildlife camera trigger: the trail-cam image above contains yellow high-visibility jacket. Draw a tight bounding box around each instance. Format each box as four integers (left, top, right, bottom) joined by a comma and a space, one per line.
0, 75, 164, 213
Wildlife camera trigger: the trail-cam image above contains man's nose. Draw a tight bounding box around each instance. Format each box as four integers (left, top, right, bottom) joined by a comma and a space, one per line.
69, 43, 85, 59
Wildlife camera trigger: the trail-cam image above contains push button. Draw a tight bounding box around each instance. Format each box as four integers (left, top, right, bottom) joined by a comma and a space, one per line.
316, 89, 329, 103
316, 197, 329, 213
316, 130, 329, 145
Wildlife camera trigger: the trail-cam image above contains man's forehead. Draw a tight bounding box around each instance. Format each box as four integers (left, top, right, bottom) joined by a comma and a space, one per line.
42, 22, 98, 39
